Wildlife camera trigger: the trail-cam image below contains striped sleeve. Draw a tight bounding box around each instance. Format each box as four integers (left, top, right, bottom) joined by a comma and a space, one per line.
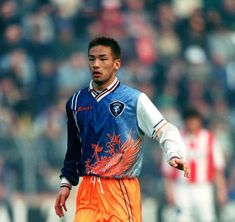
137, 93, 167, 138
60, 91, 82, 186
213, 136, 225, 170
137, 93, 186, 162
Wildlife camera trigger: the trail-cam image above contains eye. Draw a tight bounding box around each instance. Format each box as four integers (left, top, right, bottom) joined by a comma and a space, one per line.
100, 56, 108, 60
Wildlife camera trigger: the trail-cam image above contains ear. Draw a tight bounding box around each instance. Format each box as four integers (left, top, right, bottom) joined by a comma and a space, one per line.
114, 59, 121, 71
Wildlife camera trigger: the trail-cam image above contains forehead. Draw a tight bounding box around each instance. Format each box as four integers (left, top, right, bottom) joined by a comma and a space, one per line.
88, 45, 113, 56
186, 116, 201, 122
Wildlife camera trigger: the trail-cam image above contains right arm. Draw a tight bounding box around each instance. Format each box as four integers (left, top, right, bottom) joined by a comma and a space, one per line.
213, 136, 227, 207
164, 176, 176, 206
55, 97, 82, 217
60, 99, 82, 186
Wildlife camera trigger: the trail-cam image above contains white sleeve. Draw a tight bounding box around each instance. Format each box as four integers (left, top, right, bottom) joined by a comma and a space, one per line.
156, 122, 186, 162
61, 177, 72, 188
137, 93, 186, 162
137, 93, 166, 137
213, 139, 225, 170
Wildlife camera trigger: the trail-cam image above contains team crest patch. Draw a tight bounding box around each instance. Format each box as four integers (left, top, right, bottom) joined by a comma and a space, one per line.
109, 101, 125, 117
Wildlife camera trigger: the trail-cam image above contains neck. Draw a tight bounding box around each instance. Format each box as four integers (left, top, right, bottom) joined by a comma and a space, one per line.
190, 128, 200, 135
93, 83, 106, 91
93, 77, 117, 91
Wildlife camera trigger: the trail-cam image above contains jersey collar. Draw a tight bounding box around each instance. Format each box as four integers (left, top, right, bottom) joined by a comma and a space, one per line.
88, 77, 120, 101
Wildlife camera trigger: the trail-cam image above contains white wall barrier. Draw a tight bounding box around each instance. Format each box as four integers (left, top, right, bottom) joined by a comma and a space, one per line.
1, 193, 235, 222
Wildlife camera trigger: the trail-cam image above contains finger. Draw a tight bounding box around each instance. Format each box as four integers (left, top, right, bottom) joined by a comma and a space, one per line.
55, 201, 63, 217
170, 159, 178, 168
55, 196, 64, 217
183, 166, 188, 177
63, 202, 67, 212
176, 159, 188, 171
55, 203, 63, 217
173, 162, 178, 168
59, 195, 67, 215
55, 205, 63, 217
184, 165, 190, 178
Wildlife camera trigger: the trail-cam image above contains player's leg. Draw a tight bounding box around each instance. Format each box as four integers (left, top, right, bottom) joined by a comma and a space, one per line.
173, 184, 195, 222
193, 184, 216, 222
99, 177, 142, 222
74, 176, 142, 222
74, 209, 102, 222
74, 177, 101, 222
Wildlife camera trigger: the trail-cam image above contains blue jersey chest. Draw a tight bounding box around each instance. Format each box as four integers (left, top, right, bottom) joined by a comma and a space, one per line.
74, 85, 139, 140
68, 84, 144, 178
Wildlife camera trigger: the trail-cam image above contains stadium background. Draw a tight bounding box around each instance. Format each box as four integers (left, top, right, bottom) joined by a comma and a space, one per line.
0, 0, 235, 221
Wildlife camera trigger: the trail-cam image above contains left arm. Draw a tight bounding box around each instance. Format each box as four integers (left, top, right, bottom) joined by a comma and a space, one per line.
137, 93, 190, 178
214, 169, 227, 207
213, 138, 227, 206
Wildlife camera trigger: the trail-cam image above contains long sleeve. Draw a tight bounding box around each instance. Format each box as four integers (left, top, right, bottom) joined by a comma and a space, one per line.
60, 99, 82, 186
137, 93, 186, 162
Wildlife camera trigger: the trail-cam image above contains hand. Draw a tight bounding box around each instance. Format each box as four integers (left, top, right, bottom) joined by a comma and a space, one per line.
54, 186, 71, 217
215, 171, 227, 207
217, 188, 227, 207
169, 158, 190, 178
165, 188, 175, 206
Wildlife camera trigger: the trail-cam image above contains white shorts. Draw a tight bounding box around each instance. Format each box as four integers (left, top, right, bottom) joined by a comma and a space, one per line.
174, 183, 216, 222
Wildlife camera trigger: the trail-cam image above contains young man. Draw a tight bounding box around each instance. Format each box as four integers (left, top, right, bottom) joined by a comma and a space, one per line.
54, 37, 190, 222
162, 107, 227, 222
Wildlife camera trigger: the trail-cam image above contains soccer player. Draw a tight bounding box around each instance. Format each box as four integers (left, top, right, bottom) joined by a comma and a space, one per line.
54, 36, 190, 222
162, 107, 227, 222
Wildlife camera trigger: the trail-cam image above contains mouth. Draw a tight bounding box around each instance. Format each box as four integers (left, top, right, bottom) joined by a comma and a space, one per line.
92, 71, 102, 76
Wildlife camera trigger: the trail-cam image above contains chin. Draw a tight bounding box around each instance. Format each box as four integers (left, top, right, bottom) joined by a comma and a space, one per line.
93, 79, 104, 85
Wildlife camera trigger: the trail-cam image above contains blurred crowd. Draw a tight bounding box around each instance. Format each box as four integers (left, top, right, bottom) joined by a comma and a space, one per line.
0, 0, 235, 221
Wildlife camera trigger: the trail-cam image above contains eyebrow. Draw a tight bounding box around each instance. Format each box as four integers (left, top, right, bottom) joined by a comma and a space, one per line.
89, 54, 108, 57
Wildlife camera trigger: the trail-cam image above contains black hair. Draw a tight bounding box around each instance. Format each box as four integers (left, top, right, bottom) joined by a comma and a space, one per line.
181, 106, 202, 121
88, 36, 121, 59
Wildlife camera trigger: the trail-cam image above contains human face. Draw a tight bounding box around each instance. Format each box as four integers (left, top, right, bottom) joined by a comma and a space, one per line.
185, 117, 202, 135
88, 45, 121, 90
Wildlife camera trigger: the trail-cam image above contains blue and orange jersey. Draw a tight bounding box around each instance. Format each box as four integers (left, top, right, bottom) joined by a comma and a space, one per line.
61, 79, 144, 185
61, 78, 186, 186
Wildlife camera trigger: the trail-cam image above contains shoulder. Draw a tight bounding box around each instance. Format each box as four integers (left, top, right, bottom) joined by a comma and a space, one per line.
119, 83, 152, 103
66, 87, 89, 109
119, 83, 141, 97
201, 128, 214, 137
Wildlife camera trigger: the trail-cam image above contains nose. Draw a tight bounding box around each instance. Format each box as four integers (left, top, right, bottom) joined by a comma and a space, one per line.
93, 59, 100, 69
